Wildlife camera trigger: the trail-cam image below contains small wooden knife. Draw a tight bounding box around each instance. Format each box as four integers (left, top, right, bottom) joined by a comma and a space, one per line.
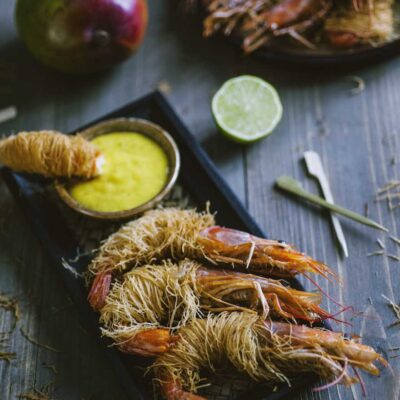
304, 151, 349, 258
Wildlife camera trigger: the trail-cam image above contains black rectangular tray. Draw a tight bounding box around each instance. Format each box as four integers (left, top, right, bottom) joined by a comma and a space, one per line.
2, 91, 320, 400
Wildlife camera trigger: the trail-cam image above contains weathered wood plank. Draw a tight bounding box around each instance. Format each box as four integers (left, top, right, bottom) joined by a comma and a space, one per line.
246, 63, 400, 399
1, 0, 399, 399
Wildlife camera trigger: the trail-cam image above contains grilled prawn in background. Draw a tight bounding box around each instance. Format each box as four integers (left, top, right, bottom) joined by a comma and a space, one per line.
185, 0, 394, 52
87, 208, 336, 311
324, 0, 394, 48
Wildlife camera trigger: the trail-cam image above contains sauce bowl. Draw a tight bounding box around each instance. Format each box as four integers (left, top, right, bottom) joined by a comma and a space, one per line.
55, 118, 180, 220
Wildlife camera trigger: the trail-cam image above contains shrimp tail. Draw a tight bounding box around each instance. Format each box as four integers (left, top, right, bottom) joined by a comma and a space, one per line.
199, 226, 337, 281
88, 272, 113, 311
119, 329, 179, 357
159, 374, 206, 400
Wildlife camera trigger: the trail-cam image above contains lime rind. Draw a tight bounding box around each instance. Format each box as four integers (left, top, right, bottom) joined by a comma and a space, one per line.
212, 75, 283, 143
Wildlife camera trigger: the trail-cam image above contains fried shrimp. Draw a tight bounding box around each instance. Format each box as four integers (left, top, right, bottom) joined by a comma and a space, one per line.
0, 130, 103, 178
152, 312, 387, 399
99, 260, 337, 355
88, 208, 334, 311
324, 0, 393, 48
193, 0, 332, 53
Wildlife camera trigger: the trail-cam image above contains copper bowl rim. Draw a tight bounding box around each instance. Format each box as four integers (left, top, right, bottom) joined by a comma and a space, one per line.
55, 118, 180, 220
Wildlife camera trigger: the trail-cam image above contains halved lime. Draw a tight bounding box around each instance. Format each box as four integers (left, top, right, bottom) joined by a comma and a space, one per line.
212, 75, 283, 143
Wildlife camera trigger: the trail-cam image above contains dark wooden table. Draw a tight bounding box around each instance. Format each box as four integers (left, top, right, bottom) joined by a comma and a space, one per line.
1, 1, 399, 399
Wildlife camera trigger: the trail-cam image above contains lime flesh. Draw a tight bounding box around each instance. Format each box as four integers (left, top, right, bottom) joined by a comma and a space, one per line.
212, 75, 283, 143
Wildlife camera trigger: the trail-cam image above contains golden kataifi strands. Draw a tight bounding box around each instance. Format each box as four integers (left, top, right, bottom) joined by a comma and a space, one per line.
88, 206, 333, 282
152, 312, 385, 396
100, 260, 201, 343
324, 0, 394, 45
88, 208, 215, 277
152, 312, 287, 393
0, 131, 102, 178
100, 259, 329, 346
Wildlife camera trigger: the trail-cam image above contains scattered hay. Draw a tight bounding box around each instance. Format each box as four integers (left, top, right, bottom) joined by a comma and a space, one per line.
0, 293, 21, 331
367, 251, 384, 257
20, 328, 60, 353
61, 258, 83, 279
376, 239, 385, 249
0, 350, 15, 363
157, 80, 172, 95
378, 180, 400, 195
390, 235, 400, 246
17, 394, 48, 400
17, 382, 53, 400
376, 181, 400, 211
382, 294, 400, 326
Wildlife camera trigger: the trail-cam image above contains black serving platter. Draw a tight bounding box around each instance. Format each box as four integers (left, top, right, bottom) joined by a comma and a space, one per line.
1, 91, 327, 400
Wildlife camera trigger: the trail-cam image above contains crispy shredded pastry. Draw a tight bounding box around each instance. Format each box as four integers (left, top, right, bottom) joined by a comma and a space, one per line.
324, 0, 393, 45
100, 260, 202, 343
152, 312, 386, 396
88, 208, 215, 277
100, 259, 332, 347
0, 131, 102, 178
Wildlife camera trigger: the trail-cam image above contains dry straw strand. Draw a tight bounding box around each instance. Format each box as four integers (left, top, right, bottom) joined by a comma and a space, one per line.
20, 328, 60, 353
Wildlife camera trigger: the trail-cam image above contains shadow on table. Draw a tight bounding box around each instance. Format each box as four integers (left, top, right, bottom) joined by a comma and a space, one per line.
0, 38, 116, 115
0, 175, 128, 399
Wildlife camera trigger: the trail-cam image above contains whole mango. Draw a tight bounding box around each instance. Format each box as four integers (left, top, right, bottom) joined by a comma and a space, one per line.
16, 0, 148, 74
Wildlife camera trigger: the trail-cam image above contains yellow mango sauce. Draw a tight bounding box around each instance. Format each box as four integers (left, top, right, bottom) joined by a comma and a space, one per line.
70, 132, 169, 212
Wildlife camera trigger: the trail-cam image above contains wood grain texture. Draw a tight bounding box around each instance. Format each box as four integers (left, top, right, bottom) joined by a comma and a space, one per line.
0, 0, 399, 399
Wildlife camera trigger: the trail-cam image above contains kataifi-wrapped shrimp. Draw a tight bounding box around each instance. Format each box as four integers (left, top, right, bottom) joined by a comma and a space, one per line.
88, 208, 335, 310
324, 0, 393, 48
98, 260, 338, 355
152, 312, 387, 400
0, 130, 104, 178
